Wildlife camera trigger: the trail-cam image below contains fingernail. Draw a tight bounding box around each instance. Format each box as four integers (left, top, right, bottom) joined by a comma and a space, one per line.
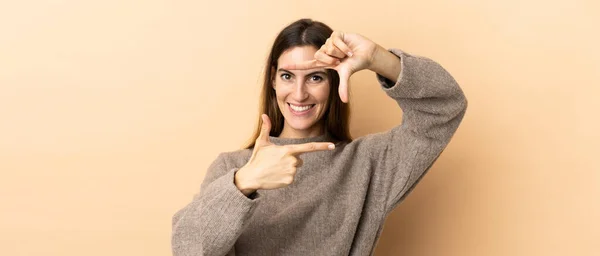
328, 144, 335, 149
347, 52, 353, 57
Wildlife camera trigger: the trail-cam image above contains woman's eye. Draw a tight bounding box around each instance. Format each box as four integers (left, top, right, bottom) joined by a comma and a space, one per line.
281, 74, 291, 80
310, 76, 323, 82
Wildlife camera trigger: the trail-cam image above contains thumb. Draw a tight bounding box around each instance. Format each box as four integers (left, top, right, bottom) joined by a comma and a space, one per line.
336, 66, 352, 103
256, 114, 272, 146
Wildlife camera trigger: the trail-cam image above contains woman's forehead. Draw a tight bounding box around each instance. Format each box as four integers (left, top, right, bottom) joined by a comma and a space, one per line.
277, 46, 326, 74
278, 46, 317, 64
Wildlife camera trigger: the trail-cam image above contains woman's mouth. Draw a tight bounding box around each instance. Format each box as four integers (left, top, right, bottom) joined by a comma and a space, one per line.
288, 103, 315, 116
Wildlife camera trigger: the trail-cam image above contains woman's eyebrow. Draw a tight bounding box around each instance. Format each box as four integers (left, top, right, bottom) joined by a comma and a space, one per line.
306, 71, 327, 76
277, 68, 327, 76
277, 68, 293, 73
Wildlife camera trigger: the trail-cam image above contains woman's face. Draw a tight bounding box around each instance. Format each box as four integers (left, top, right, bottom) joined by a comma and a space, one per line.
273, 46, 330, 137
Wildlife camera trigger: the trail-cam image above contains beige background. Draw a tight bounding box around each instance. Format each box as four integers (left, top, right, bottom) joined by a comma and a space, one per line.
1, 0, 598, 255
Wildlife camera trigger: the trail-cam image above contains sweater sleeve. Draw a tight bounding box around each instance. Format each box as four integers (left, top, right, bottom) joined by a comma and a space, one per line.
171, 153, 261, 256
366, 49, 468, 214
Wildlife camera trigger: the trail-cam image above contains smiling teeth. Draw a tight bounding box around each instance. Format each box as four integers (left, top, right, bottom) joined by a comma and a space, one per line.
290, 104, 313, 111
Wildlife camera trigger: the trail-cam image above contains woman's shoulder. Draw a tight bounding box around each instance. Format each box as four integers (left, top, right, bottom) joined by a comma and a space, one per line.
334, 130, 395, 160
345, 130, 392, 149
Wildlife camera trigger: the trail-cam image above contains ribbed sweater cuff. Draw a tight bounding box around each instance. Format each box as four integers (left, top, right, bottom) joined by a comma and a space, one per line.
377, 48, 463, 102
205, 168, 261, 215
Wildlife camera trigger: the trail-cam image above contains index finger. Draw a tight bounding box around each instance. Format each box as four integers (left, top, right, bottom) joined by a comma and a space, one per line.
286, 142, 335, 155
280, 59, 330, 70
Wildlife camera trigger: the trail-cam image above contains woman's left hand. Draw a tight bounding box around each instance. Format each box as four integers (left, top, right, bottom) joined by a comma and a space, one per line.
279, 31, 380, 103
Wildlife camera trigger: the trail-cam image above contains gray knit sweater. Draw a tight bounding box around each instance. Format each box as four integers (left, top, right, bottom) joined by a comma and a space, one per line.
172, 49, 468, 256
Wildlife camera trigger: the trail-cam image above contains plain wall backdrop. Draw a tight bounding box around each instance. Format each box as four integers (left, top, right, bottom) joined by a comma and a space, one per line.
1, 0, 598, 255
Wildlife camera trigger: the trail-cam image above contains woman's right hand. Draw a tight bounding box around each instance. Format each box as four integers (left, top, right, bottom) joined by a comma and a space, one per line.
235, 114, 335, 194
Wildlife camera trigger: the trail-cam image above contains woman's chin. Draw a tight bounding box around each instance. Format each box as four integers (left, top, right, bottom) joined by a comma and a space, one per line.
282, 109, 322, 133
285, 119, 316, 131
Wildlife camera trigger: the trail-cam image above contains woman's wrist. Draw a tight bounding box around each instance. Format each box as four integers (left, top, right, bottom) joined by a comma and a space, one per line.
235, 167, 258, 196
368, 45, 402, 83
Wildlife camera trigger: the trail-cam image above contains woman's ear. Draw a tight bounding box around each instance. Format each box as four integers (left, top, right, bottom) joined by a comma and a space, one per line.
271, 66, 276, 89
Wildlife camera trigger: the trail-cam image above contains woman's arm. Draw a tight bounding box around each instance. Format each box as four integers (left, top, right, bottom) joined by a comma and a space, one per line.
364, 48, 468, 214
172, 153, 261, 256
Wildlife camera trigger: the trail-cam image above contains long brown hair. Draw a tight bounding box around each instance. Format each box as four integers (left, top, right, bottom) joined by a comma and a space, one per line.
243, 18, 352, 149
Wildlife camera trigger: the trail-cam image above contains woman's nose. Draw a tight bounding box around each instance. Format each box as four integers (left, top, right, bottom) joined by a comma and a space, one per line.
292, 82, 308, 101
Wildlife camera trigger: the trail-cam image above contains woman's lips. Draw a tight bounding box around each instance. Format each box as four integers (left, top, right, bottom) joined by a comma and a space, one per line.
288, 103, 315, 116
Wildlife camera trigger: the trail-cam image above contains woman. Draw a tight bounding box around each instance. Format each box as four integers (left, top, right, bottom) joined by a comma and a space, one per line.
172, 18, 467, 256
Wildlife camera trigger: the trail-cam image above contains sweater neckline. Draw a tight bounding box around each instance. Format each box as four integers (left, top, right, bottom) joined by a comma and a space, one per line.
269, 131, 333, 145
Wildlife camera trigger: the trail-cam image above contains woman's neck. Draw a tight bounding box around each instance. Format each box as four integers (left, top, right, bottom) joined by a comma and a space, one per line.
279, 122, 325, 139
